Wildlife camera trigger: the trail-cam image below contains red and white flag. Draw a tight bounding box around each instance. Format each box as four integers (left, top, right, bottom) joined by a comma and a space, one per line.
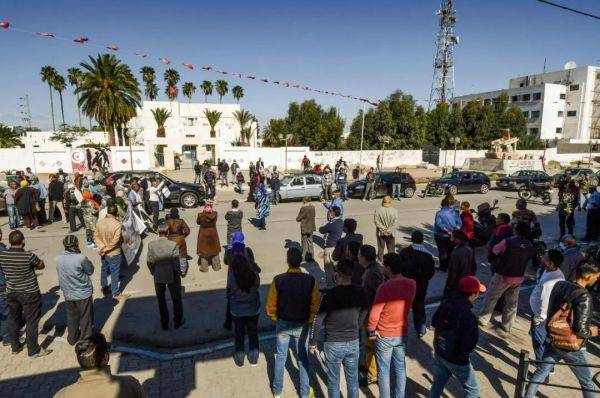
106, 45, 119, 51
160, 58, 172, 65
233, 72, 242, 78
260, 79, 268, 83
182, 63, 194, 70
74, 36, 88, 43
135, 52, 148, 58
0, 21, 10, 29
247, 75, 256, 80
201, 66, 212, 71
37, 32, 54, 37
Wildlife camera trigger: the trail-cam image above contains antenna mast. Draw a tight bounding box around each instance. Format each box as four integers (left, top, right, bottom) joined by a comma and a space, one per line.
428, 0, 459, 110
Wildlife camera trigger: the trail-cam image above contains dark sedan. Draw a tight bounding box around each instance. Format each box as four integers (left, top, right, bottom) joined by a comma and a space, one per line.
426, 171, 491, 195
496, 170, 553, 190
105, 170, 206, 208
553, 168, 596, 183
347, 172, 416, 199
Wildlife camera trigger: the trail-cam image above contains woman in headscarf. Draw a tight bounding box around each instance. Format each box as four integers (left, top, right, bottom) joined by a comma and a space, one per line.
165, 207, 191, 277
196, 201, 221, 272
14, 179, 39, 229
255, 180, 270, 230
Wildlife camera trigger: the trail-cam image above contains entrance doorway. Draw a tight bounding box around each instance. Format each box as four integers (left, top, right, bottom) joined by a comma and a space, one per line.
181, 145, 198, 169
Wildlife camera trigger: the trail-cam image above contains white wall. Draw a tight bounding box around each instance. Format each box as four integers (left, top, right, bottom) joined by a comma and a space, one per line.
439, 150, 487, 169
313, 150, 422, 168
110, 146, 150, 171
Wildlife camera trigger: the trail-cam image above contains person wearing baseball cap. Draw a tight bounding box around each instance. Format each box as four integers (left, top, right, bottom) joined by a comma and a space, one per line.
430, 276, 485, 398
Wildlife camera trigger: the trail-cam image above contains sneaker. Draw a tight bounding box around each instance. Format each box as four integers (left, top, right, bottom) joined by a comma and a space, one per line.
87, 242, 95, 248
113, 294, 129, 302
11, 343, 24, 354
233, 351, 245, 367
101, 286, 111, 296
31, 348, 52, 358
248, 349, 259, 366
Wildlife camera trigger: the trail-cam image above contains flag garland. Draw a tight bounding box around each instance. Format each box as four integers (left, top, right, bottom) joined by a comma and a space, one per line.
0, 20, 381, 107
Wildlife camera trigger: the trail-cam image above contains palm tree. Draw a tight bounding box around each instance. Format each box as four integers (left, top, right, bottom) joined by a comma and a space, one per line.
52, 74, 67, 131
233, 109, 253, 145
215, 80, 228, 103
140, 66, 155, 83
140, 66, 157, 101
150, 108, 171, 137
200, 80, 213, 102
40, 65, 58, 131
163, 69, 180, 101
232, 85, 244, 103
67, 67, 84, 132
145, 82, 158, 101
0, 124, 23, 148
182, 82, 196, 103
76, 54, 141, 146
204, 109, 221, 162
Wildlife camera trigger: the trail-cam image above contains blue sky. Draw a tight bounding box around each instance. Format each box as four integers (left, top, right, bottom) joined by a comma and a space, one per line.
1, 0, 599, 130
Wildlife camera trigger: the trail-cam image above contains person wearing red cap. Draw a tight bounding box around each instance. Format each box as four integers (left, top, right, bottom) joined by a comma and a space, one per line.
429, 276, 485, 398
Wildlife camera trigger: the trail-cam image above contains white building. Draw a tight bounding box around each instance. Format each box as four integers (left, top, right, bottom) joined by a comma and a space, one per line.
452, 63, 600, 143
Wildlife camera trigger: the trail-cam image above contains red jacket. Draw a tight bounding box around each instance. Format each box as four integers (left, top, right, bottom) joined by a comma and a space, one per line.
460, 210, 474, 240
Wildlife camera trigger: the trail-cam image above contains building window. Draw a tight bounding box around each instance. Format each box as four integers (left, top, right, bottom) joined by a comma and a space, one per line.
567, 110, 577, 117
569, 84, 579, 91
522, 93, 531, 101
558, 111, 564, 117
529, 128, 539, 135
182, 117, 197, 126
522, 111, 529, 118
531, 110, 540, 118
511, 95, 518, 102
556, 128, 563, 135
532, 92, 541, 100
560, 93, 566, 99
519, 83, 525, 87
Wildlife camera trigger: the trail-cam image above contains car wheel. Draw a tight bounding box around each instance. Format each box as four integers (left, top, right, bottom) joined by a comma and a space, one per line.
480, 184, 489, 194
180, 192, 199, 208
277, 192, 282, 203
403, 187, 415, 198
541, 192, 552, 205
590, 175, 599, 187
448, 185, 458, 195
518, 189, 532, 200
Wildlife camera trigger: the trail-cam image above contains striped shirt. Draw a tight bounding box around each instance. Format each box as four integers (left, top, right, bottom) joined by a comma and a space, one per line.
0, 248, 42, 293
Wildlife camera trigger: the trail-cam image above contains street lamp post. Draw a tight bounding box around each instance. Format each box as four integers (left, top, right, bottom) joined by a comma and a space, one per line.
378, 135, 391, 171
449, 136, 461, 170
126, 127, 142, 171
280, 133, 293, 173
359, 102, 366, 174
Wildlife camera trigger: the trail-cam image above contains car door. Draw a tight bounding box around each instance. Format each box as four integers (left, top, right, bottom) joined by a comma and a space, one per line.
304, 175, 322, 197
287, 176, 307, 199
459, 172, 475, 192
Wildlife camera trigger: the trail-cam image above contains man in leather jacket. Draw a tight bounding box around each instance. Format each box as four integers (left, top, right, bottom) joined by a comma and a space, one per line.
525, 262, 600, 398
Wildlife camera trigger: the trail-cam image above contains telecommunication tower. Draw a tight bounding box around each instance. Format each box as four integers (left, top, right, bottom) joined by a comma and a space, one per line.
428, 0, 459, 110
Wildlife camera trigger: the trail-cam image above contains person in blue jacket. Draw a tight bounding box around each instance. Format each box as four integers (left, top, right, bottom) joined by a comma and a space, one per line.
434, 196, 462, 272
323, 190, 344, 222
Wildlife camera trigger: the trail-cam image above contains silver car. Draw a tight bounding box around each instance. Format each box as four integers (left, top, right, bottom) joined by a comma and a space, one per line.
278, 174, 332, 201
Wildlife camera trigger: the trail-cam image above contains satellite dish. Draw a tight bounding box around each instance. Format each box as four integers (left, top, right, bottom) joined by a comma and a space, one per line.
564, 61, 577, 70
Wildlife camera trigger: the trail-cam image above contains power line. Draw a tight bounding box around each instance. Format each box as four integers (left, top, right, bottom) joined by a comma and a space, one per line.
536, 0, 600, 20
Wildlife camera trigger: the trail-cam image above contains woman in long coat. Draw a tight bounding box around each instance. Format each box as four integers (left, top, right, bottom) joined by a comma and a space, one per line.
197, 202, 221, 272
166, 207, 191, 276
15, 180, 39, 229
255, 181, 270, 230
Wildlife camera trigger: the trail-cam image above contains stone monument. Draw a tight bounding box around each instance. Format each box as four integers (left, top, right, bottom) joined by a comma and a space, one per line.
485, 129, 522, 160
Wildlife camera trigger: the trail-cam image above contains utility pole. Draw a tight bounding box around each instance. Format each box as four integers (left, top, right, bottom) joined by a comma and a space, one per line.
18, 95, 32, 130
358, 102, 366, 175
428, 0, 459, 110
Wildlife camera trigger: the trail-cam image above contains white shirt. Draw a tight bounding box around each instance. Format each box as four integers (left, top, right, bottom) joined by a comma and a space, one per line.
529, 269, 564, 323
147, 181, 165, 202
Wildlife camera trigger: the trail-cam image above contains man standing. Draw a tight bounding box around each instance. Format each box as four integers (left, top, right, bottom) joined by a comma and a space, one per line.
48, 174, 67, 224
54, 333, 146, 398
525, 262, 600, 397
429, 276, 485, 398
332, 218, 363, 262
374, 196, 398, 263
225, 199, 244, 247
269, 166, 280, 205
399, 231, 435, 337
362, 167, 376, 201
310, 259, 368, 398
0, 230, 51, 357
56, 235, 95, 345
31, 177, 48, 225
368, 253, 416, 398
322, 167, 334, 201
336, 167, 348, 201
359, 244, 385, 387
230, 159, 239, 182
266, 248, 320, 398
434, 197, 462, 272
0, 181, 20, 229
194, 161, 203, 184
584, 185, 600, 241
66, 183, 85, 232
478, 223, 535, 333
147, 178, 165, 229
529, 249, 564, 365
203, 166, 217, 200
391, 167, 403, 201
319, 206, 344, 287
444, 230, 476, 297
219, 160, 230, 187
0, 229, 8, 346
94, 205, 127, 302
147, 224, 185, 330
296, 197, 316, 262
256, 157, 264, 172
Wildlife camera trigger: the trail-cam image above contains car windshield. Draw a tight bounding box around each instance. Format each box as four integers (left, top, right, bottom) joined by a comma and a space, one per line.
441, 172, 459, 179
280, 175, 294, 185
510, 171, 525, 177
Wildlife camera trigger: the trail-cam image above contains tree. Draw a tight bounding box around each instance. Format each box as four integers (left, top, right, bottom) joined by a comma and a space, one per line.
233, 109, 254, 145
76, 54, 141, 146
163, 69, 180, 101
182, 82, 196, 103
0, 124, 23, 148
201, 80, 213, 102
215, 80, 228, 103
498, 105, 527, 139
40, 65, 58, 131
52, 74, 67, 131
67, 67, 85, 132
140, 66, 155, 83
50, 130, 87, 146
425, 102, 452, 148
151, 108, 171, 137
140, 66, 157, 101
204, 109, 222, 138
261, 119, 287, 147
145, 82, 158, 101
232, 85, 244, 103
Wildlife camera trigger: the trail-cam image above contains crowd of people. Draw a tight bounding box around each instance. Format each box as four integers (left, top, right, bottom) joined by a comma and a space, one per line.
0, 161, 599, 398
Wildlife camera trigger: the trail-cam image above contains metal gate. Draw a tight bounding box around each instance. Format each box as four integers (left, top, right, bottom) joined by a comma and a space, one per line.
423, 144, 440, 166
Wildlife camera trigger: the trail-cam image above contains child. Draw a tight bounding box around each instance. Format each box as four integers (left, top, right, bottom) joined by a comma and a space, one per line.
81, 191, 100, 248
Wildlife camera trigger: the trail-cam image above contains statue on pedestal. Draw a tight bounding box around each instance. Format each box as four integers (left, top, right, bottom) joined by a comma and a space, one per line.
486, 129, 523, 160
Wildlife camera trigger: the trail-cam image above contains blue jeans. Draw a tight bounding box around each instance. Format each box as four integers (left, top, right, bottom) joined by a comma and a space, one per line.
525, 346, 596, 398
237, 181, 244, 193
429, 355, 479, 398
530, 319, 549, 365
179, 258, 188, 276
101, 254, 122, 298
324, 340, 360, 398
273, 320, 311, 397
375, 335, 407, 398
7, 204, 20, 228
392, 184, 402, 199
0, 290, 8, 341
338, 184, 347, 200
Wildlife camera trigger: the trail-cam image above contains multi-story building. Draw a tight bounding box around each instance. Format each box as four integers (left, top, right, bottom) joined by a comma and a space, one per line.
452, 63, 600, 143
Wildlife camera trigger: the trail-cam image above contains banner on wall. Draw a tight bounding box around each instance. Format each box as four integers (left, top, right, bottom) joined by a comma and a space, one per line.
71, 147, 112, 174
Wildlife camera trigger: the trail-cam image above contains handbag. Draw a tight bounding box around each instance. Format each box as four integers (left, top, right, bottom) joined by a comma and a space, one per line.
547, 289, 585, 351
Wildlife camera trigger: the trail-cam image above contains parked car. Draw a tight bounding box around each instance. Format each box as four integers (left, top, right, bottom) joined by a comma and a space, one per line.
347, 172, 416, 199
553, 168, 597, 185
104, 170, 206, 208
425, 171, 491, 195
277, 174, 331, 201
496, 170, 553, 190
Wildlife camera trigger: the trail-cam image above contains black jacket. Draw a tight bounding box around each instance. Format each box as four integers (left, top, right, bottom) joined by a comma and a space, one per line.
48, 180, 64, 201
494, 235, 535, 277
399, 246, 435, 303
432, 294, 479, 365
548, 280, 595, 341
444, 243, 475, 297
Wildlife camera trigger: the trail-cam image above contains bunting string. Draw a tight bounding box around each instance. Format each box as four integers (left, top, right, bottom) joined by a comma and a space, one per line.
0, 20, 381, 107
